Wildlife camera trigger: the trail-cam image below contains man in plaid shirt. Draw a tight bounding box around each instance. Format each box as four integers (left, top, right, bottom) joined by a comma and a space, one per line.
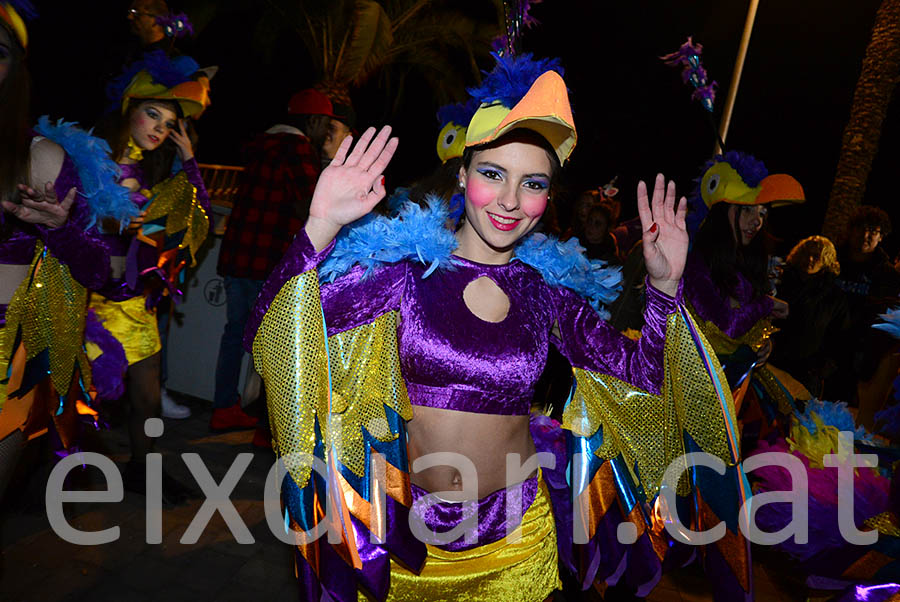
212, 89, 338, 434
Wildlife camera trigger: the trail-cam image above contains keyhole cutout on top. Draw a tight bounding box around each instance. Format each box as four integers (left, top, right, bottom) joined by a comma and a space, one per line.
462, 276, 511, 323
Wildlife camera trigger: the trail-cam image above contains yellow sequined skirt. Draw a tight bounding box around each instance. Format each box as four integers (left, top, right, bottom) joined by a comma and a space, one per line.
87, 295, 160, 366
364, 475, 561, 602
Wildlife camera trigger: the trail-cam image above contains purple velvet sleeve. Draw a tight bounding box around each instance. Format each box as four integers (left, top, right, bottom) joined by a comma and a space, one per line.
683, 252, 774, 338
35, 155, 111, 290
550, 278, 681, 395
181, 158, 213, 229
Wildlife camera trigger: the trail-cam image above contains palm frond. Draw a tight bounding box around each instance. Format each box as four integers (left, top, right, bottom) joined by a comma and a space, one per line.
336, 0, 394, 86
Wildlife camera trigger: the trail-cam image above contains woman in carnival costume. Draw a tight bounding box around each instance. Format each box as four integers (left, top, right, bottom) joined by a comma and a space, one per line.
682, 151, 807, 450
684, 154, 900, 596
247, 53, 753, 601
0, 1, 132, 497
90, 50, 212, 503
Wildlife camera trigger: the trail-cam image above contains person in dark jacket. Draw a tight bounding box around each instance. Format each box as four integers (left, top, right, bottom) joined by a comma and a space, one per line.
770, 236, 850, 398
834, 206, 900, 427
211, 89, 335, 435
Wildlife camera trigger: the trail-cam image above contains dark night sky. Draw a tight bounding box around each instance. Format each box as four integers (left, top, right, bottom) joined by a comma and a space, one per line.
26, 0, 899, 255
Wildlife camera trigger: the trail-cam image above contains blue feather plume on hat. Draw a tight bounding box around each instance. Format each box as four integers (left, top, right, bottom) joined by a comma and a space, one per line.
466, 52, 564, 109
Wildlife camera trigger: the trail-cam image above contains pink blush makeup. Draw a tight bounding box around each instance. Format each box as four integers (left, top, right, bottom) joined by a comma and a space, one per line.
521, 196, 547, 219
466, 179, 494, 208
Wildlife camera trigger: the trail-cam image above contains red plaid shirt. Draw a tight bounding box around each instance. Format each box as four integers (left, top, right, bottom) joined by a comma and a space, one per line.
218, 130, 321, 280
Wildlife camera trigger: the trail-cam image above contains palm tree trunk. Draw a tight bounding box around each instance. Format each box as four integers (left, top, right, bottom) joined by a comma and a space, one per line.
823, 0, 900, 241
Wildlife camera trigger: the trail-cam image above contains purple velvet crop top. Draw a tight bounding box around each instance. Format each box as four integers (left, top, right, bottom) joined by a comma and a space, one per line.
245, 230, 679, 417
398, 257, 552, 415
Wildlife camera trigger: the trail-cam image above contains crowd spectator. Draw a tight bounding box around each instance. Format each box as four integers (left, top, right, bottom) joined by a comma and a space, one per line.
321, 100, 355, 168
835, 206, 900, 426
770, 236, 850, 398
211, 88, 335, 438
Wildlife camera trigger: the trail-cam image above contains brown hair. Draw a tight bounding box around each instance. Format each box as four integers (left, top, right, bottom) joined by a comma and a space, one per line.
786, 235, 840, 276
0, 23, 31, 213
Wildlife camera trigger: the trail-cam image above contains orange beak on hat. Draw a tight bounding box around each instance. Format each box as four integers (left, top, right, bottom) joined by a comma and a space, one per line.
465, 71, 577, 163
701, 161, 805, 208
756, 173, 805, 207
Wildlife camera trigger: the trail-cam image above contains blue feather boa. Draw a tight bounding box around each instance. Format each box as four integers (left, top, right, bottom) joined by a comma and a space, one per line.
513, 233, 621, 319
320, 197, 459, 282
795, 398, 875, 445
319, 197, 622, 318
873, 307, 900, 340
34, 116, 137, 231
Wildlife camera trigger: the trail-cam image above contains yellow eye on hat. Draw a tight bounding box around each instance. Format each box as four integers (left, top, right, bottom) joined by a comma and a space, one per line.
437, 122, 467, 164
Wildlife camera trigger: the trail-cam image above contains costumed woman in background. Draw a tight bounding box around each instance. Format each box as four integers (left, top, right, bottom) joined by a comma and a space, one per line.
247, 54, 752, 601
682, 151, 806, 450
0, 0, 132, 498
90, 51, 212, 504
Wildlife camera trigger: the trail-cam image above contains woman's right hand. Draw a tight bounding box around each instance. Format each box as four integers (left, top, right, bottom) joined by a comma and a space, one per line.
126, 210, 147, 233
770, 296, 789, 319
306, 126, 398, 251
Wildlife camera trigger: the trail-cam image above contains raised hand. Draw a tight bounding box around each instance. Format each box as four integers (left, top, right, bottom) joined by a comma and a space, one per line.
637, 173, 688, 297
306, 126, 399, 251
170, 119, 194, 162
2, 183, 77, 229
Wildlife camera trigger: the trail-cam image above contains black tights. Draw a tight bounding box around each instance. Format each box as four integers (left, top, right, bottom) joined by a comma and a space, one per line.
0, 430, 25, 501
127, 352, 161, 462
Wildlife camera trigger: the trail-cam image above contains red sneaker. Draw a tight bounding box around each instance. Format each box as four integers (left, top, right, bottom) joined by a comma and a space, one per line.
209, 402, 259, 432
251, 426, 272, 449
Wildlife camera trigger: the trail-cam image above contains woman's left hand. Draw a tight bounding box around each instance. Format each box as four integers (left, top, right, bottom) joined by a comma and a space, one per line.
638, 173, 688, 297
170, 119, 194, 162
1, 183, 77, 229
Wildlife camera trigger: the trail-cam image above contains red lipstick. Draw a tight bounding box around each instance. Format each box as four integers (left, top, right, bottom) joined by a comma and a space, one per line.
487, 212, 521, 231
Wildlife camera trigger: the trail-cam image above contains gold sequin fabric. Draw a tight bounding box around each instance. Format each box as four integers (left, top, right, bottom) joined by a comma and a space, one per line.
87, 294, 160, 365
142, 171, 209, 267
367, 476, 560, 602
685, 301, 797, 415
685, 302, 775, 356
754, 365, 798, 416
1, 243, 90, 398
327, 311, 411, 477
253, 270, 411, 490
863, 512, 900, 537
563, 310, 736, 498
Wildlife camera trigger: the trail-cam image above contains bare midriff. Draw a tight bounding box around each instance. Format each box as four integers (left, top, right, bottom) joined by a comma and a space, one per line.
407, 405, 537, 500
